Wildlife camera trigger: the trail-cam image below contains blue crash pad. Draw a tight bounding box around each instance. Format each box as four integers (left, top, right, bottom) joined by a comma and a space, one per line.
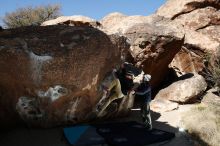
63, 121, 175, 146
63, 125, 106, 146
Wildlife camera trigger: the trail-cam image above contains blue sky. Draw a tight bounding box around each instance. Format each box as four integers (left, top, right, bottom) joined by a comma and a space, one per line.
0, 0, 166, 23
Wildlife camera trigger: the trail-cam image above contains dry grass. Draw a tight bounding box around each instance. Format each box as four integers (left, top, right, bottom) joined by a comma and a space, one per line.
181, 103, 220, 146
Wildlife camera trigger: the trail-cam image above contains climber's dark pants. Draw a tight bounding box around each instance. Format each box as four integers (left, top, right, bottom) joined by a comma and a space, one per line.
141, 102, 152, 128
135, 89, 152, 129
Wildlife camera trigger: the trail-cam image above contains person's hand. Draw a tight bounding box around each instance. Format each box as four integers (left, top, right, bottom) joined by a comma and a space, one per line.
130, 90, 135, 95
133, 71, 144, 84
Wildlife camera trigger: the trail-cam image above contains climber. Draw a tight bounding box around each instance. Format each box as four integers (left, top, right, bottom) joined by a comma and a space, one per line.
116, 62, 142, 95
96, 68, 124, 117
95, 62, 145, 117
135, 74, 152, 130
118, 62, 152, 129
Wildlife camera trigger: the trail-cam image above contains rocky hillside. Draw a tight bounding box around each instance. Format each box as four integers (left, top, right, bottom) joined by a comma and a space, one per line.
157, 0, 220, 75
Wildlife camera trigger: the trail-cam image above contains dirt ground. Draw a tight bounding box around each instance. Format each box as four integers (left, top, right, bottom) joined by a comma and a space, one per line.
0, 104, 195, 146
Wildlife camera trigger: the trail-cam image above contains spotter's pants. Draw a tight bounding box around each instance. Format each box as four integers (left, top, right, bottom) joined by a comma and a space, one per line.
141, 102, 152, 129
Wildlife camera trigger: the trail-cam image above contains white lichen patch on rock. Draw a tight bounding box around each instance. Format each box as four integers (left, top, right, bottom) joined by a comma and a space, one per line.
60, 43, 64, 47
82, 74, 99, 90
29, 52, 52, 85
16, 96, 43, 121
92, 74, 99, 85
65, 97, 81, 122
38, 85, 68, 102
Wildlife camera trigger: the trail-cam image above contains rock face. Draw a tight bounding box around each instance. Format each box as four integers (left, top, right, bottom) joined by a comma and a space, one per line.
0, 26, 129, 128
100, 12, 157, 34
101, 13, 185, 87
157, 0, 220, 75
155, 74, 207, 103
198, 25, 220, 42
202, 88, 220, 105
202, 92, 220, 105
169, 47, 204, 76
41, 15, 101, 28
156, 0, 220, 20
150, 99, 179, 112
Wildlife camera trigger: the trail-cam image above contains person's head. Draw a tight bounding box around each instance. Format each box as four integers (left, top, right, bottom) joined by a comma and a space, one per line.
125, 71, 134, 80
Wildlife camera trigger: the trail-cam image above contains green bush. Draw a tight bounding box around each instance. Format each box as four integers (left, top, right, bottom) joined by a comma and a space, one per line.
203, 48, 220, 95
3, 4, 61, 28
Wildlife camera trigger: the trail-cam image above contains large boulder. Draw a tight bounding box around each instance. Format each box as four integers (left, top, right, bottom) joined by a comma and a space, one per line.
0, 26, 129, 128
157, 0, 220, 75
150, 99, 179, 112
100, 12, 159, 34
101, 13, 185, 87
154, 74, 207, 103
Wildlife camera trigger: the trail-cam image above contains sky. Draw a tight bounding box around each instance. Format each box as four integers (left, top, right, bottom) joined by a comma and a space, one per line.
0, 0, 166, 24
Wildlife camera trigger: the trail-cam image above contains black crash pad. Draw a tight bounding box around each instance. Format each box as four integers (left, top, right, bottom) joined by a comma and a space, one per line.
63, 121, 175, 146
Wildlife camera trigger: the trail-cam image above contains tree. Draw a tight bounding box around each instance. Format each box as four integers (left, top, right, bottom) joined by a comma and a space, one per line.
3, 4, 61, 28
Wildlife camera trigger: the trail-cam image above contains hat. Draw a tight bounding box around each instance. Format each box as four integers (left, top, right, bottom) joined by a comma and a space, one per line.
126, 70, 134, 76
144, 74, 151, 81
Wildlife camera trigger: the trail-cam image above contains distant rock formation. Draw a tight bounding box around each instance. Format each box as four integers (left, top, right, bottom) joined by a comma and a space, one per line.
100, 12, 152, 34
157, 0, 220, 75
41, 15, 101, 28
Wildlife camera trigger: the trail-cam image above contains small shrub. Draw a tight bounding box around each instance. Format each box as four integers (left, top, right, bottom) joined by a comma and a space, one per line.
202, 48, 220, 95
197, 104, 206, 111
3, 4, 61, 28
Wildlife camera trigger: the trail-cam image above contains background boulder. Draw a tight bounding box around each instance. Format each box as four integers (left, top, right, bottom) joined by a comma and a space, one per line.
150, 99, 179, 112
157, 0, 220, 75
101, 13, 185, 87
202, 88, 220, 105
41, 15, 101, 28
154, 74, 207, 103
156, 0, 220, 20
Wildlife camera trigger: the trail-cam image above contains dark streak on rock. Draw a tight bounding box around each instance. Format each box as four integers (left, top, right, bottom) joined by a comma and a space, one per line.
171, 1, 220, 20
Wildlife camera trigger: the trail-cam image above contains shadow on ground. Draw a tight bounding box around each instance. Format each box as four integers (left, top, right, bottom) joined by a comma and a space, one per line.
0, 108, 191, 146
